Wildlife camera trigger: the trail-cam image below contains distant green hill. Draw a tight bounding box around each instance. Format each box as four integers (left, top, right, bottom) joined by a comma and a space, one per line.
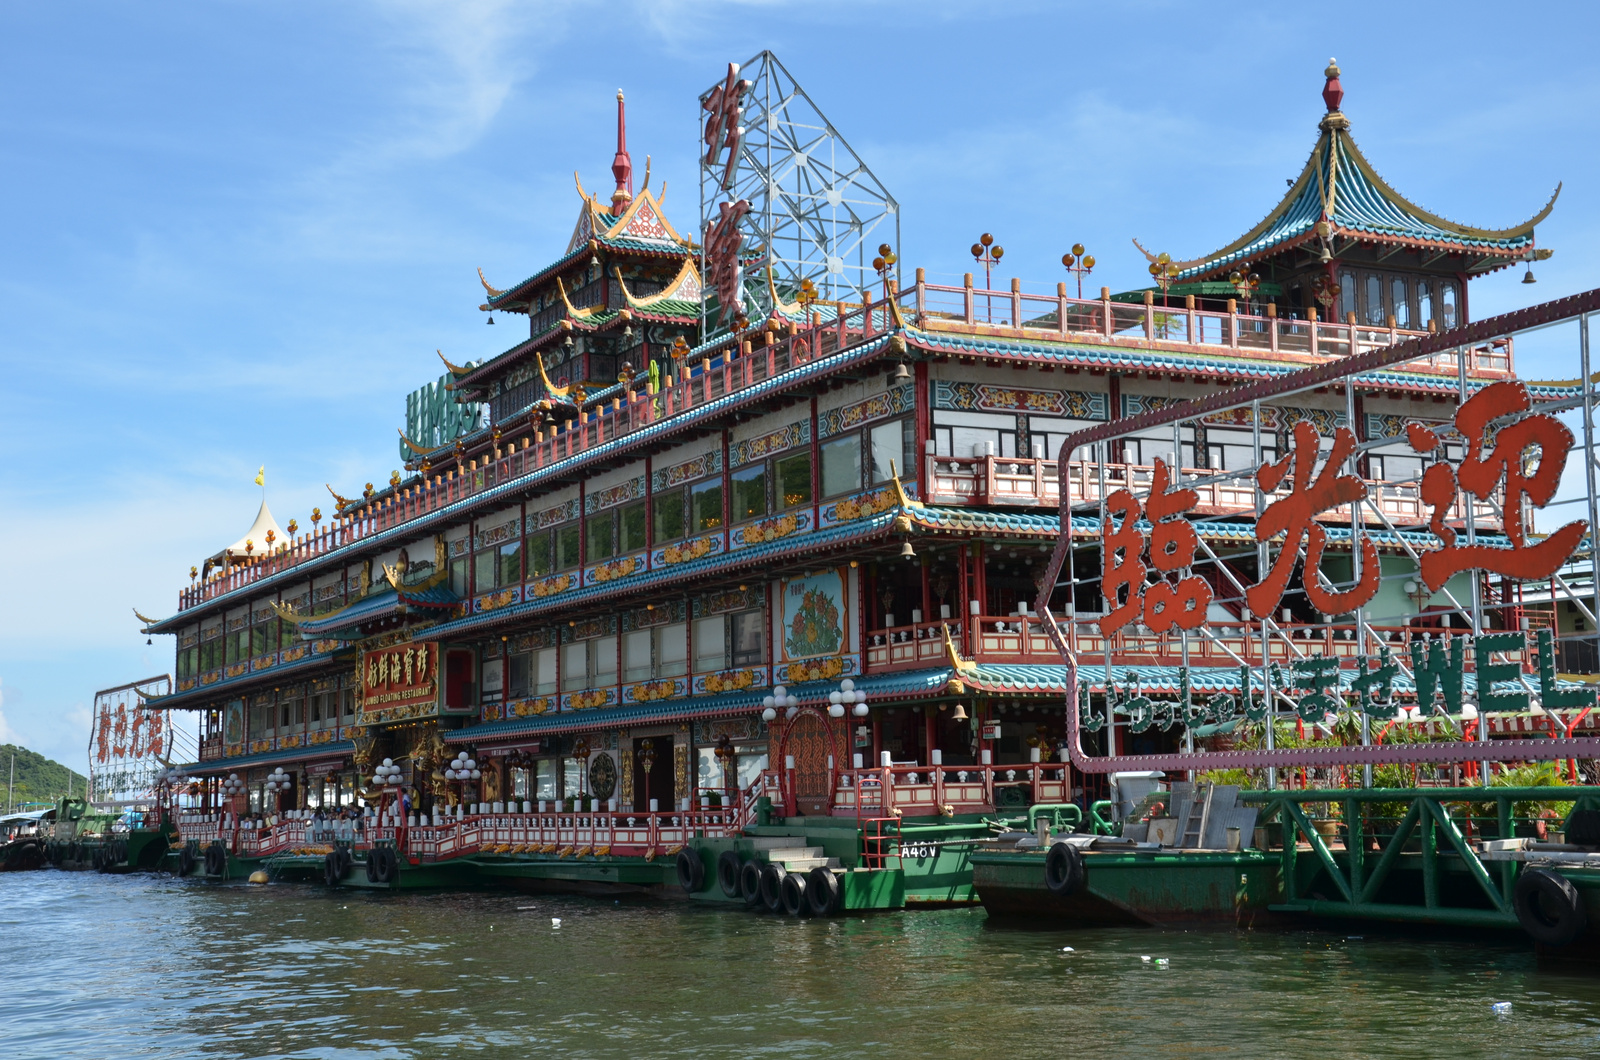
0, 744, 88, 811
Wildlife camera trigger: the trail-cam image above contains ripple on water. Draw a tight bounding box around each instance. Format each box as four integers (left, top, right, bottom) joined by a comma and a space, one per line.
4, 872, 1600, 1059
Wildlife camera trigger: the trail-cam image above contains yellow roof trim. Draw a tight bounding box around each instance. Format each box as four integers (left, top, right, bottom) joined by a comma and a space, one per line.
398, 428, 433, 456
601, 187, 688, 246
557, 275, 605, 321
436, 349, 471, 377
614, 258, 703, 310
477, 267, 504, 298
536, 351, 571, 400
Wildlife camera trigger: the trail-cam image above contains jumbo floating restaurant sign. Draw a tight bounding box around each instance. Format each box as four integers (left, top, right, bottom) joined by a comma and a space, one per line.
359, 641, 439, 712
1039, 290, 1600, 771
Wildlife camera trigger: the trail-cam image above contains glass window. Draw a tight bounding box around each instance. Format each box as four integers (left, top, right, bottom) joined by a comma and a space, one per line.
525, 532, 552, 578
620, 501, 647, 552
590, 636, 618, 686
561, 641, 588, 690
694, 615, 726, 672
449, 556, 468, 596
691, 479, 724, 532
1441, 281, 1458, 329
587, 512, 616, 562
508, 653, 532, 698
556, 524, 582, 570
776, 451, 812, 509
1417, 280, 1434, 330
474, 549, 498, 591
736, 749, 769, 791
623, 629, 653, 683
481, 657, 504, 702
1364, 273, 1383, 325
870, 419, 909, 484
731, 465, 767, 521
1391, 277, 1410, 328
731, 610, 765, 666
498, 541, 520, 585
821, 435, 862, 497
657, 624, 687, 677
250, 625, 269, 657
534, 647, 558, 695
1338, 269, 1356, 321
535, 759, 559, 801
653, 488, 685, 542
563, 758, 584, 801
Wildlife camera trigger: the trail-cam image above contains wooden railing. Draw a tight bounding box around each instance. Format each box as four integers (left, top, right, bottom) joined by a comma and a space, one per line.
766, 762, 1071, 818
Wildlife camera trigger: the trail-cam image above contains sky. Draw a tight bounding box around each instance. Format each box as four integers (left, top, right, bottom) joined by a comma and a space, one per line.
2, 0, 1597, 774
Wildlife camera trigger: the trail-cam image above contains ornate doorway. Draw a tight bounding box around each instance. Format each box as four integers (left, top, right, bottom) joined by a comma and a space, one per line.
780, 710, 838, 816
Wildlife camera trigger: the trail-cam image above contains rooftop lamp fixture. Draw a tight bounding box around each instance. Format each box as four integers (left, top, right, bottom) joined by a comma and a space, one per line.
1148, 253, 1180, 307
971, 233, 1004, 322
1061, 244, 1095, 300
1227, 266, 1262, 303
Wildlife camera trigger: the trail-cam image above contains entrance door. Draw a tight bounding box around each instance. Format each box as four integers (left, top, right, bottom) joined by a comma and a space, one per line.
785, 712, 835, 816
631, 737, 676, 812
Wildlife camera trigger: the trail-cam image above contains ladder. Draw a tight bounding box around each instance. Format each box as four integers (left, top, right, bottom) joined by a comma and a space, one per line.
1181, 783, 1215, 849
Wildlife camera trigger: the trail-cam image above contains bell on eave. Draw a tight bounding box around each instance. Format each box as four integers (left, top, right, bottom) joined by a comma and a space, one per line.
487, 314, 495, 324
1522, 267, 1537, 284
889, 362, 911, 386
899, 540, 917, 559
951, 703, 968, 721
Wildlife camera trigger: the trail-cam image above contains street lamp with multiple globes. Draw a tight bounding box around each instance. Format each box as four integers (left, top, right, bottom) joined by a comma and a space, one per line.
970, 234, 1004, 322
828, 678, 869, 719
761, 685, 798, 723
872, 243, 898, 302
264, 767, 292, 815
443, 753, 480, 815
1061, 243, 1095, 300
1148, 252, 1181, 308
1227, 264, 1262, 309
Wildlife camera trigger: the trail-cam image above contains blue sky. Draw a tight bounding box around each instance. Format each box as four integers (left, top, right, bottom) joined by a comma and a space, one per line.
2, 0, 1596, 772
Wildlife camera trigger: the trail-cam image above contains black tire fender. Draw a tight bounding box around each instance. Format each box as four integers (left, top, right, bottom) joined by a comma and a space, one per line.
805, 866, 840, 916
1515, 867, 1588, 948
1044, 842, 1085, 897
738, 859, 764, 907
324, 851, 341, 888
676, 849, 706, 894
717, 850, 743, 898
780, 871, 810, 917
758, 862, 788, 913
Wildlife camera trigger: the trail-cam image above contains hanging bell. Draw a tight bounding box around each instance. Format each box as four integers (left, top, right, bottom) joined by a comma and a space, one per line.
487, 315, 495, 325
889, 362, 911, 385
899, 541, 917, 559
1522, 267, 1537, 285
951, 703, 968, 721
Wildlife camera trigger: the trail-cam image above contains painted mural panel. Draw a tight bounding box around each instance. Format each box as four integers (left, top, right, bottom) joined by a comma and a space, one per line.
782, 570, 845, 659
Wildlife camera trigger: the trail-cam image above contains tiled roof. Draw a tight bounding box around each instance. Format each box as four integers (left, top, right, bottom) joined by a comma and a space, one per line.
183, 739, 356, 776
146, 647, 344, 712
486, 236, 690, 310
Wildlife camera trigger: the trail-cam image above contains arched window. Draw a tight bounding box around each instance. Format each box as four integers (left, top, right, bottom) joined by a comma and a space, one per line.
1417, 280, 1434, 330
1441, 281, 1458, 329
1392, 277, 1410, 328
1364, 273, 1384, 325
1339, 270, 1356, 321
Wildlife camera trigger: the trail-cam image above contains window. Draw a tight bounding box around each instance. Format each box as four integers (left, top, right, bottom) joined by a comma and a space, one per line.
1364, 273, 1383, 325
691, 478, 724, 532
587, 512, 617, 562
623, 629, 653, 682
620, 501, 647, 552
869, 418, 912, 484
561, 642, 588, 691
450, 556, 468, 596
933, 409, 1017, 459
1339, 269, 1356, 321
556, 524, 582, 570
592, 637, 617, 687
653, 488, 686, 542
525, 532, 552, 578
535, 759, 559, 800
693, 615, 726, 672
534, 647, 557, 695
657, 624, 687, 677
1391, 277, 1410, 328
1029, 416, 1101, 463
776, 451, 812, 509
250, 623, 271, 657
508, 652, 532, 698
731, 610, 765, 666
1203, 427, 1273, 473
497, 540, 520, 585
1125, 427, 1197, 469
820, 434, 863, 497
474, 549, 498, 591
481, 656, 504, 702
1441, 281, 1458, 329
732, 465, 767, 521
1418, 281, 1434, 330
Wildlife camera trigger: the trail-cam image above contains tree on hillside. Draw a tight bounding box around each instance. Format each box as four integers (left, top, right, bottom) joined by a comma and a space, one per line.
0, 744, 89, 811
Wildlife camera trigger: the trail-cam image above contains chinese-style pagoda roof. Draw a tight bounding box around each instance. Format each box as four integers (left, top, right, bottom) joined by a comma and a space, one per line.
1156, 62, 1558, 283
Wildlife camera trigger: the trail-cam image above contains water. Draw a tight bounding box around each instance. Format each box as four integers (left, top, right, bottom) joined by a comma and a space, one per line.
7, 872, 1600, 1059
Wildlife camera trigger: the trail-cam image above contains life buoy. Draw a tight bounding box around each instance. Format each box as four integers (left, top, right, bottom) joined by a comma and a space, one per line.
780, 871, 810, 917
675, 849, 705, 894
738, 859, 764, 908
717, 850, 743, 898
805, 866, 841, 916
1044, 842, 1085, 897
758, 863, 788, 913
1515, 867, 1588, 948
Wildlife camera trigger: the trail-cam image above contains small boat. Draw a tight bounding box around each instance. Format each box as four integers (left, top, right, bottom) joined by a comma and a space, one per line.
0, 811, 49, 872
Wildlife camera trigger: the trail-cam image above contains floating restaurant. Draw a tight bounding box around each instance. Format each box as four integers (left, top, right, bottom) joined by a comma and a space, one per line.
115, 55, 1600, 941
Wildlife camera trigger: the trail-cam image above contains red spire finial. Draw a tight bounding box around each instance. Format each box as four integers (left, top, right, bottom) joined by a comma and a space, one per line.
1322, 58, 1343, 113
611, 89, 633, 212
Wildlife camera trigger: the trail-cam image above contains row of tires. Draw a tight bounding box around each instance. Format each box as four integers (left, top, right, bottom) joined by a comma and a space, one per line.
44, 840, 128, 873
677, 849, 843, 916
320, 846, 399, 887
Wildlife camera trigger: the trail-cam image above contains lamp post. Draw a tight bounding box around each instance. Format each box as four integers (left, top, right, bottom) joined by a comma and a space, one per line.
873, 243, 898, 302
264, 767, 291, 816
970, 234, 1004, 322
1227, 264, 1262, 311
1061, 243, 1095, 300
761, 685, 798, 723
372, 758, 404, 822
1148, 253, 1180, 309
828, 677, 870, 719
444, 752, 479, 815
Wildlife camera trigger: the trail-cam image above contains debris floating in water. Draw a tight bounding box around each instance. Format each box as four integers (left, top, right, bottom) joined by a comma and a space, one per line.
1156, 958, 1170, 967
1140, 955, 1151, 962
552, 917, 562, 928
1061, 946, 1075, 952
1492, 1002, 1512, 1015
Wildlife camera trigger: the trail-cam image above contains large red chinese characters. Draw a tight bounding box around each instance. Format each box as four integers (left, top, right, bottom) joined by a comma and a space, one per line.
704, 198, 751, 328
1098, 458, 1213, 634
703, 62, 751, 190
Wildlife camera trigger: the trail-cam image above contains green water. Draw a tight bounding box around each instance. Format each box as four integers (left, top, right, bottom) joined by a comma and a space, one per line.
7, 871, 1600, 1059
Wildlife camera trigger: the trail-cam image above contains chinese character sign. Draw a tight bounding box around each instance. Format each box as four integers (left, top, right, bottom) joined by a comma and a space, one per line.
703, 62, 751, 190
360, 642, 438, 711
1098, 458, 1213, 634
705, 198, 751, 327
